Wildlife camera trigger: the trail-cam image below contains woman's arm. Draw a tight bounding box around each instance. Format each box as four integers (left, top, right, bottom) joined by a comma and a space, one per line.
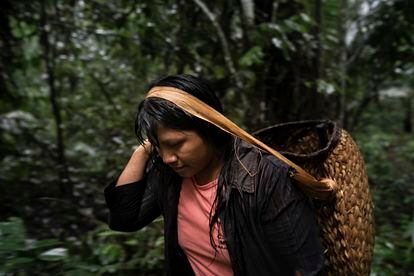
116, 142, 152, 186
104, 142, 161, 232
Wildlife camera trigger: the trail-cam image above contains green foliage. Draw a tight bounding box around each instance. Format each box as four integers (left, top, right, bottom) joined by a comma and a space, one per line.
0, 217, 164, 275
0, 217, 62, 274
354, 98, 414, 274
372, 222, 414, 275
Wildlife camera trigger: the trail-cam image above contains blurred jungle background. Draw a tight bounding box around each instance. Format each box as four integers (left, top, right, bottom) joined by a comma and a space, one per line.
0, 0, 413, 275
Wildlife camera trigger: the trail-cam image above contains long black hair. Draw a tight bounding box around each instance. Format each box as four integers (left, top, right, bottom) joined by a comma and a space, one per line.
135, 74, 234, 253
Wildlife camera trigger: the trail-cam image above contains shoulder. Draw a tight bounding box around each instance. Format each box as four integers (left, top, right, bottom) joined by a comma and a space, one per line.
256, 153, 295, 191
230, 141, 306, 219
244, 144, 304, 203
230, 139, 298, 195
235, 138, 292, 178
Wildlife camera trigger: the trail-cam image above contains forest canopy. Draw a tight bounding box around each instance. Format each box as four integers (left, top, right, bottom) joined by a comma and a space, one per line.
0, 0, 413, 275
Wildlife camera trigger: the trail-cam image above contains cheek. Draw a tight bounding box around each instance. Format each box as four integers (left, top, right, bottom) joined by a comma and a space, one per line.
179, 141, 210, 166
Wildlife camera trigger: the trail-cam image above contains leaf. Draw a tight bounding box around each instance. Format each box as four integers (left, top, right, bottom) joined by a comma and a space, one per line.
299, 13, 312, 23
7, 256, 35, 265
0, 217, 26, 252
97, 230, 127, 238
26, 239, 60, 250
154, 236, 164, 247
97, 244, 124, 265
271, 37, 282, 49
38, 248, 68, 261
239, 46, 264, 67
124, 239, 139, 246
317, 80, 336, 95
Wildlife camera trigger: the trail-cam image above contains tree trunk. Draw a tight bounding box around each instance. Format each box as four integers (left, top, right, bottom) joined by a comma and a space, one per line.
310, 0, 323, 117
403, 96, 412, 133
239, 0, 255, 45
338, 0, 348, 128
39, 2, 72, 197
314, 0, 322, 80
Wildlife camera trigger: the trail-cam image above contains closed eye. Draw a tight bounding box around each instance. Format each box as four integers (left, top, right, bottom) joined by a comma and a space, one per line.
162, 139, 184, 149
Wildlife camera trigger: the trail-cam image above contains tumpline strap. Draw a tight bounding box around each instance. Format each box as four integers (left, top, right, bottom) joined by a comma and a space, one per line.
146, 86, 337, 201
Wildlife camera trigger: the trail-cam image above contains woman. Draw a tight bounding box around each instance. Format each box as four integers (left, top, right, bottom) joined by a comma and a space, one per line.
104, 74, 325, 275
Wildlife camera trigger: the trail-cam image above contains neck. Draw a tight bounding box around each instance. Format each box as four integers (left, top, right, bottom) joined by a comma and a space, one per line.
194, 154, 224, 186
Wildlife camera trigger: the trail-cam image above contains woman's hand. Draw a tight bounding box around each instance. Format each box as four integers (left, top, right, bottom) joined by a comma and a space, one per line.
140, 139, 153, 158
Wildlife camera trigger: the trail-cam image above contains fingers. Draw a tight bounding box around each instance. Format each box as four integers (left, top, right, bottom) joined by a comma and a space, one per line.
142, 139, 153, 156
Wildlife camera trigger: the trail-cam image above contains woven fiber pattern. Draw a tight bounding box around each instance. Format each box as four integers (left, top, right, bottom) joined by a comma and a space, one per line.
254, 121, 374, 275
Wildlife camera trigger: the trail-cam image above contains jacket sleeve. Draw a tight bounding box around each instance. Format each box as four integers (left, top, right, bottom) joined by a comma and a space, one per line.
104, 162, 161, 232
260, 158, 325, 276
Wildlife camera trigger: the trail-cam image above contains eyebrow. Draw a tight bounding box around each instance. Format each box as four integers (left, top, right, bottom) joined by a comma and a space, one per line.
159, 137, 185, 145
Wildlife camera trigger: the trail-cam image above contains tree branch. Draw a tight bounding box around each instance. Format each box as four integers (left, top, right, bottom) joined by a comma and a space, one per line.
271, 1, 279, 23
192, 0, 242, 88
90, 74, 121, 113
240, 0, 255, 27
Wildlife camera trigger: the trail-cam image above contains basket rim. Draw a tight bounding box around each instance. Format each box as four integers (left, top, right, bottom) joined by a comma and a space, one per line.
253, 119, 341, 160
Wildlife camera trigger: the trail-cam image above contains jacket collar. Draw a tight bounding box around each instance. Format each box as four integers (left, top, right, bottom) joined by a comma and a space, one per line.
227, 139, 262, 194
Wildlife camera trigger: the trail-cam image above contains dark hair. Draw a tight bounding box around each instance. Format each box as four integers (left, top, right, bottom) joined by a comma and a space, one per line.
135, 74, 230, 151
134, 74, 234, 254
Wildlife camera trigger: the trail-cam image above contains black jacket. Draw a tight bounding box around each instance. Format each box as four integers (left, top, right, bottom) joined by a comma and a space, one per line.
104, 140, 325, 275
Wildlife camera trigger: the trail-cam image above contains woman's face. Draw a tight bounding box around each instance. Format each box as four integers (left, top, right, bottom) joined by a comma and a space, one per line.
156, 125, 221, 184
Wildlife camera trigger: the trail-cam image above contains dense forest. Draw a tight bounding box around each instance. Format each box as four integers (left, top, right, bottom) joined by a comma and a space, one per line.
0, 0, 413, 275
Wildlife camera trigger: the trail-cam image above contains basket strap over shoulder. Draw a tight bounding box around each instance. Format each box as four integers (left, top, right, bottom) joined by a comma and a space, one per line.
146, 86, 337, 201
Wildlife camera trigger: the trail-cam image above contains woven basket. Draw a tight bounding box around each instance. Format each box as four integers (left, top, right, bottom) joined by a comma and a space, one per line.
253, 120, 375, 275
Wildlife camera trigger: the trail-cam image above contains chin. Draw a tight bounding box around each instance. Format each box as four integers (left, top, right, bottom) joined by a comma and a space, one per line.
177, 171, 194, 178
173, 168, 194, 178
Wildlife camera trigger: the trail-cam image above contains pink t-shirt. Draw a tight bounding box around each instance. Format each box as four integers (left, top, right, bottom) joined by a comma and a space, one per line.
177, 177, 233, 276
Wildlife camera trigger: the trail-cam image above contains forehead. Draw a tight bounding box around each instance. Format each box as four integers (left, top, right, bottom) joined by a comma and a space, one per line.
156, 125, 198, 142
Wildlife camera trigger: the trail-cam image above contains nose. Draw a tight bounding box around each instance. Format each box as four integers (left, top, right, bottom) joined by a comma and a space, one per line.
161, 150, 178, 165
